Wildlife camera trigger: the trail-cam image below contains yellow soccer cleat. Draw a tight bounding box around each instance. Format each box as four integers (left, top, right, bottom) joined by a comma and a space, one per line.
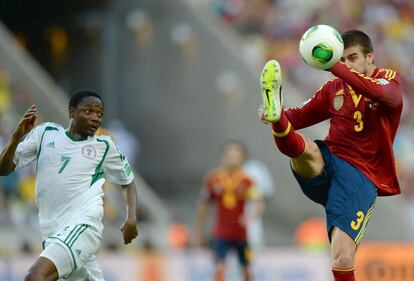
260, 60, 283, 122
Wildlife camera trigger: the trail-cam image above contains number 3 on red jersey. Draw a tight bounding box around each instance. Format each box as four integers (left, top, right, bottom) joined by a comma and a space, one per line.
353, 110, 363, 132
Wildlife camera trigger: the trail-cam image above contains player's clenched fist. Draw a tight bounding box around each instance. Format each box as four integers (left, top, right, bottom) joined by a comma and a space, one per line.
121, 218, 138, 244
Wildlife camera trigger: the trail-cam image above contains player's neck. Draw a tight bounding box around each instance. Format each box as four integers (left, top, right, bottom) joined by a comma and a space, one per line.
66, 126, 88, 141
223, 166, 241, 174
366, 64, 376, 77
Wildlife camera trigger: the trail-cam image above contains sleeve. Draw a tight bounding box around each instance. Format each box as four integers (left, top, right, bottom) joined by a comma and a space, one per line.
245, 178, 262, 201
244, 160, 275, 197
13, 125, 43, 169
284, 81, 332, 130
102, 137, 135, 185
330, 62, 402, 108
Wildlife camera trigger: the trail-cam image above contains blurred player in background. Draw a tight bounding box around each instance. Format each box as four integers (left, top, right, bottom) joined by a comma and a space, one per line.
194, 140, 264, 281
243, 156, 274, 249
259, 30, 402, 281
0, 90, 139, 281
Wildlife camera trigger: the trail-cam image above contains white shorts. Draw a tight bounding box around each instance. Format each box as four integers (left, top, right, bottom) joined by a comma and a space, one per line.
40, 224, 104, 281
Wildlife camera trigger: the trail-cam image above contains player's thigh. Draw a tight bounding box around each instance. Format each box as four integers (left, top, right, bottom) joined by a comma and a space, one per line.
65, 256, 104, 281
291, 140, 332, 205
25, 256, 59, 281
40, 242, 73, 280
290, 135, 324, 179
330, 227, 357, 268
42, 224, 102, 279
212, 239, 231, 263
233, 241, 251, 267
325, 155, 377, 246
83, 256, 104, 281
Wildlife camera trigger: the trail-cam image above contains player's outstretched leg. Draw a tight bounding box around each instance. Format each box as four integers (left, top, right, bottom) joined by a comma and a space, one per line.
260, 60, 305, 158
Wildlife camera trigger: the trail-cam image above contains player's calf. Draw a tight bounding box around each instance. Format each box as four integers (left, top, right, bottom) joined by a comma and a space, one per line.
332, 268, 355, 281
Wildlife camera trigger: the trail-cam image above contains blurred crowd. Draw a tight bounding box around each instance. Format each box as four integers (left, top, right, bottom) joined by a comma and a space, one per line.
209, 0, 414, 194
0, 68, 37, 229
1, 0, 414, 255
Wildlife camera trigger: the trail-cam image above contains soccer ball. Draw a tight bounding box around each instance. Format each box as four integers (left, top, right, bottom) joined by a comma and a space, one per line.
299, 24, 344, 70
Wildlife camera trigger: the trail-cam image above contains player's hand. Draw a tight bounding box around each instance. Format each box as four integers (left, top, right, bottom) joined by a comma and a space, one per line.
258, 105, 271, 125
120, 218, 138, 244
14, 105, 37, 139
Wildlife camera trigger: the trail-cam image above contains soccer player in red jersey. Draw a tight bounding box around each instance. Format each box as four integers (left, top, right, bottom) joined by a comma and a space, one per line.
194, 140, 263, 281
259, 30, 402, 281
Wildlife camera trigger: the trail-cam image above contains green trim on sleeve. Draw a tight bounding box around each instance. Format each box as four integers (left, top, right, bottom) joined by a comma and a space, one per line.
91, 138, 110, 186
36, 126, 59, 170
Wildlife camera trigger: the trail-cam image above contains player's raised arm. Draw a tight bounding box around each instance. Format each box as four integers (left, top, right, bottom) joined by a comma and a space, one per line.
0, 105, 37, 175
330, 61, 402, 108
284, 84, 332, 130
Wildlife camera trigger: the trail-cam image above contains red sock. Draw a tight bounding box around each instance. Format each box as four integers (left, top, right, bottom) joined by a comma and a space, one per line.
271, 112, 305, 158
215, 270, 224, 281
332, 268, 355, 281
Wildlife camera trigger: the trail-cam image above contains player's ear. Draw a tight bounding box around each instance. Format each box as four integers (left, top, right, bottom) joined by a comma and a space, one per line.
366, 52, 374, 65
68, 106, 75, 119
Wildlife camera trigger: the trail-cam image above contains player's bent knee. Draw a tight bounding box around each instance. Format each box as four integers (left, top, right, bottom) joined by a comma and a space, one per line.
291, 138, 324, 179
332, 252, 354, 269
301, 136, 322, 158
25, 270, 44, 281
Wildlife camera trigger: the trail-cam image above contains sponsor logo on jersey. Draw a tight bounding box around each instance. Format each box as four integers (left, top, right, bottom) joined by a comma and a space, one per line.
82, 145, 97, 159
297, 98, 311, 109
46, 141, 55, 148
123, 162, 132, 176
377, 78, 390, 85
368, 102, 379, 109
333, 95, 344, 111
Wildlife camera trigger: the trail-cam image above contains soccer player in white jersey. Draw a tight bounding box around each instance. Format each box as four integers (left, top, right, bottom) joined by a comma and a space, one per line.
0, 90, 139, 281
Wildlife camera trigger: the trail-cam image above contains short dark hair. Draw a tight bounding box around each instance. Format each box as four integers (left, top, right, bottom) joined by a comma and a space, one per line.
341, 30, 373, 55
69, 89, 104, 108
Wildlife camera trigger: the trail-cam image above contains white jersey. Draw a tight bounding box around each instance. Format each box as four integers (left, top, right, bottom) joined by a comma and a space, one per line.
13, 122, 134, 239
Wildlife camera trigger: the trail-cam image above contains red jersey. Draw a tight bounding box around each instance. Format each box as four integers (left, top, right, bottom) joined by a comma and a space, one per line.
202, 168, 258, 241
285, 62, 403, 196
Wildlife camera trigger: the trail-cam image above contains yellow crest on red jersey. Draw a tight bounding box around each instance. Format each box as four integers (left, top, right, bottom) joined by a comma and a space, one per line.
333, 90, 344, 111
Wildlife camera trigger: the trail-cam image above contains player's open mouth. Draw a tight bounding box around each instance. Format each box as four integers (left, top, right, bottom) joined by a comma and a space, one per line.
88, 125, 98, 131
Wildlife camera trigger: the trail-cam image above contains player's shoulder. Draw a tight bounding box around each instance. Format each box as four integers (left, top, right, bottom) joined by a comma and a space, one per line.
316, 77, 342, 93
95, 133, 112, 140
204, 167, 222, 180
94, 134, 118, 152
323, 77, 342, 87
375, 67, 401, 82
34, 122, 63, 133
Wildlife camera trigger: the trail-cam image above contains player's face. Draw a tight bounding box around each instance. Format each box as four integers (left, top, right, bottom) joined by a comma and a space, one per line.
70, 96, 104, 137
340, 45, 374, 75
221, 144, 245, 170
